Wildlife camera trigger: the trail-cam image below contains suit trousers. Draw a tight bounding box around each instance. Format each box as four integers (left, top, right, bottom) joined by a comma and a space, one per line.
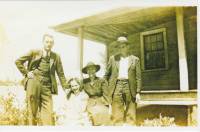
26, 76, 53, 125
111, 80, 136, 125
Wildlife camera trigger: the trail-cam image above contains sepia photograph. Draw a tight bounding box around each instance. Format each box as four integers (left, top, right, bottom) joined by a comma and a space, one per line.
0, 0, 198, 131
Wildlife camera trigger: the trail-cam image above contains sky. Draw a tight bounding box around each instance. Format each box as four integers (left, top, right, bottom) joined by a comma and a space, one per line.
0, 0, 197, 80
0, 1, 115, 80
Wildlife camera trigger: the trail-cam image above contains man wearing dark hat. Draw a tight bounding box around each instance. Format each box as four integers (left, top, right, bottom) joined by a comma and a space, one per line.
82, 62, 110, 126
104, 36, 142, 125
15, 34, 69, 125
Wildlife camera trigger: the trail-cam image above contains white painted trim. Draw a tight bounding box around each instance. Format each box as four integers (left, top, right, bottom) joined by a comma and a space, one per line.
176, 7, 189, 91
78, 26, 84, 79
140, 90, 197, 93
138, 100, 197, 105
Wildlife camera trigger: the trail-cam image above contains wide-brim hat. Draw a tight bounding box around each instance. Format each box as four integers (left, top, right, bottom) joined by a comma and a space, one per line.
117, 36, 129, 44
82, 62, 100, 74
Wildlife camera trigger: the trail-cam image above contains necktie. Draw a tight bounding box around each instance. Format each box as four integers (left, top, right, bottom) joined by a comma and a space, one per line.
44, 52, 50, 61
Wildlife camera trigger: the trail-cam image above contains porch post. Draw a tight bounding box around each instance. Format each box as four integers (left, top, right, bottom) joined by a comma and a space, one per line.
105, 44, 109, 64
78, 26, 84, 79
187, 105, 197, 126
176, 7, 189, 91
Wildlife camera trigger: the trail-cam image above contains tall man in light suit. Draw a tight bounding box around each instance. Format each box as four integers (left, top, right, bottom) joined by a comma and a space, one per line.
15, 34, 69, 125
104, 36, 142, 125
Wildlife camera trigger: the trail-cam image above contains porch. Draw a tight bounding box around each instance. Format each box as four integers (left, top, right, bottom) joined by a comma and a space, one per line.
52, 7, 197, 126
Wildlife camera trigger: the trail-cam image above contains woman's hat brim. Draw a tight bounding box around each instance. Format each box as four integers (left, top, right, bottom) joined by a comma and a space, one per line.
82, 64, 100, 74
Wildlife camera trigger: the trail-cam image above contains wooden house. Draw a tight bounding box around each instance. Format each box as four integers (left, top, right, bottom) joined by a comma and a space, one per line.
53, 7, 197, 126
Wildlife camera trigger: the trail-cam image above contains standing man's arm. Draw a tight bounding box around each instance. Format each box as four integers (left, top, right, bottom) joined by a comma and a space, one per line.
101, 78, 109, 104
15, 50, 33, 76
56, 55, 69, 90
104, 56, 113, 81
135, 58, 142, 103
136, 58, 142, 93
103, 56, 113, 105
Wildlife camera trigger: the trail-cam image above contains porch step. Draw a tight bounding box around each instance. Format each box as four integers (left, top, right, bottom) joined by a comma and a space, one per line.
138, 100, 197, 105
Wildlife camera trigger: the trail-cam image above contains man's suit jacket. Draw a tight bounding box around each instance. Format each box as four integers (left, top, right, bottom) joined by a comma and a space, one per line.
104, 54, 142, 103
15, 49, 68, 94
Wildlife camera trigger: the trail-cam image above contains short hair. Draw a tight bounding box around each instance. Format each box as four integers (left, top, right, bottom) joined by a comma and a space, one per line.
42, 34, 54, 42
67, 78, 82, 100
68, 78, 81, 86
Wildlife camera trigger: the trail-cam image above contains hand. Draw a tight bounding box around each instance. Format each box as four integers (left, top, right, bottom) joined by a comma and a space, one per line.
64, 80, 70, 89
64, 89, 71, 100
136, 93, 141, 103
65, 83, 70, 89
64, 89, 70, 94
27, 71, 34, 79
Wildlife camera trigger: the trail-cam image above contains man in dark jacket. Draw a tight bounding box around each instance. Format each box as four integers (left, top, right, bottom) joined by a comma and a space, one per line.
104, 36, 142, 125
15, 34, 69, 125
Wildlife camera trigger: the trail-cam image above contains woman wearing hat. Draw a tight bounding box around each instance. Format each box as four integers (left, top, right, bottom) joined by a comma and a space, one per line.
82, 62, 110, 126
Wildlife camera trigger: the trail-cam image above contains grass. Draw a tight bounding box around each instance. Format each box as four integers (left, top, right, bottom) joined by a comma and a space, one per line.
0, 92, 27, 125
0, 90, 177, 126
140, 113, 176, 126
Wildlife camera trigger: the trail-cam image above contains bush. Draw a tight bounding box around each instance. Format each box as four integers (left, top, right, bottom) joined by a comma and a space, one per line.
0, 92, 27, 125
141, 113, 176, 126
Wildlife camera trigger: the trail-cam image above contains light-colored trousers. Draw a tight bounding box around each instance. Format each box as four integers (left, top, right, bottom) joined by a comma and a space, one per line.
26, 77, 53, 125
111, 80, 136, 126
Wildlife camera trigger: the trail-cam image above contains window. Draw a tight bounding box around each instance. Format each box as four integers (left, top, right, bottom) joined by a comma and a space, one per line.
140, 28, 168, 71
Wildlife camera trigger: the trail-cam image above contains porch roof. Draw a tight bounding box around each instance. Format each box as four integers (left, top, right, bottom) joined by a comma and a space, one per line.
52, 7, 196, 44
52, 7, 178, 44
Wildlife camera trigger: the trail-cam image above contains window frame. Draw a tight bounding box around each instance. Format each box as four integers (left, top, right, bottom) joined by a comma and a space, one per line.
140, 28, 169, 72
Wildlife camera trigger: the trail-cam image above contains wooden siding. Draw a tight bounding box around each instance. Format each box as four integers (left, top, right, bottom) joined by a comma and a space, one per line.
108, 20, 180, 91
